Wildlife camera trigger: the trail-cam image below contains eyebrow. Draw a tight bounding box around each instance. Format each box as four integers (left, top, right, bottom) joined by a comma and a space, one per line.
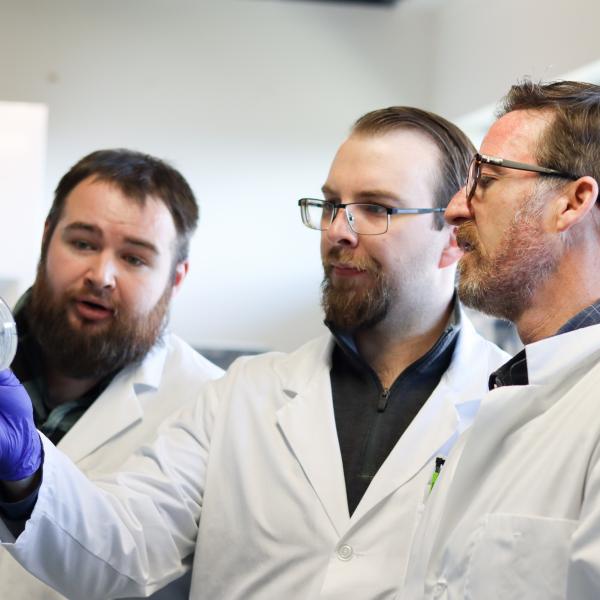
62, 222, 159, 255
479, 163, 504, 175
321, 185, 404, 204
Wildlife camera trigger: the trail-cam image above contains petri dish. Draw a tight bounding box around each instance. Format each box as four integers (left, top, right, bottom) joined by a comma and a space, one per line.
0, 297, 17, 371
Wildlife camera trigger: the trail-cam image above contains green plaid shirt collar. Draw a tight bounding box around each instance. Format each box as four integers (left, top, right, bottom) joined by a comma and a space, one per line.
12, 290, 115, 445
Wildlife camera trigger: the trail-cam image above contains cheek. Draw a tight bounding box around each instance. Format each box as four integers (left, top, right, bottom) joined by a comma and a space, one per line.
119, 271, 171, 315
386, 228, 431, 259
473, 205, 511, 253
480, 218, 507, 255
320, 232, 331, 258
44, 244, 81, 293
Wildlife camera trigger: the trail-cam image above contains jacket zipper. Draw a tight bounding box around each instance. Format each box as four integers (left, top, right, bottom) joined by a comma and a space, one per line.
377, 388, 390, 412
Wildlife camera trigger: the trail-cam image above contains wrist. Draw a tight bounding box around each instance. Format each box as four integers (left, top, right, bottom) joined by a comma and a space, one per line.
0, 469, 41, 502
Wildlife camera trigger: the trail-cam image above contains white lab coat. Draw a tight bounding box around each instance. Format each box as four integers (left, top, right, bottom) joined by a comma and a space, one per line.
1, 315, 507, 600
400, 323, 600, 600
0, 333, 222, 600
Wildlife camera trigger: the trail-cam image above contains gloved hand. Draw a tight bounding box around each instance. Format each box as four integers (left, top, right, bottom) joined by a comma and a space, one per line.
0, 370, 42, 481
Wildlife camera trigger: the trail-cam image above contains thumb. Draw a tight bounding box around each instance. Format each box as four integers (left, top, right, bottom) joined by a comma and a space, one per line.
0, 369, 21, 387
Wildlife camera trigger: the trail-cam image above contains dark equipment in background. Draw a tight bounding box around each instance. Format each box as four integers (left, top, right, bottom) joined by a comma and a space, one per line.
285, 0, 400, 5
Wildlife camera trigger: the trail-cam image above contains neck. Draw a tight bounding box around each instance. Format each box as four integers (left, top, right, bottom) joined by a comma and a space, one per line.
355, 299, 454, 390
516, 250, 600, 344
43, 367, 102, 408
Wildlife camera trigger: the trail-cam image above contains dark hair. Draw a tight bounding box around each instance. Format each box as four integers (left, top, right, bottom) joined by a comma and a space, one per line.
499, 80, 600, 186
44, 149, 199, 265
352, 106, 475, 229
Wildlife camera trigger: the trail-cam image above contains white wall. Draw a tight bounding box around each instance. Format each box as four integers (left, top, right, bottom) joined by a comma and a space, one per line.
0, 102, 47, 304
431, 0, 600, 120
2, 0, 600, 351
0, 0, 435, 351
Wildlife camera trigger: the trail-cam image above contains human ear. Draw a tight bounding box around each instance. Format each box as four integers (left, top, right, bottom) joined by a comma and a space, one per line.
171, 260, 189, 296
555, 176, 599, 233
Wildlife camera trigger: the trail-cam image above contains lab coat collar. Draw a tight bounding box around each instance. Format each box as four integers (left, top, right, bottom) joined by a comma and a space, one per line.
526, 323, 600, 386
426, 325, 600, 568
274, 311, 497, 533
57, 336, 169, 464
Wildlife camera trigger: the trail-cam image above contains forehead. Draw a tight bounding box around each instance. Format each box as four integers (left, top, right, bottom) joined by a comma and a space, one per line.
59, 177, 177, 245
325, 130, 441, 201
481, 109, 554, 162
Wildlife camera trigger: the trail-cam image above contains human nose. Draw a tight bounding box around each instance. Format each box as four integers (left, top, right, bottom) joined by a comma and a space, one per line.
444, 185, 473, 226
84, 252, 117, 290
324, 206, 358, 247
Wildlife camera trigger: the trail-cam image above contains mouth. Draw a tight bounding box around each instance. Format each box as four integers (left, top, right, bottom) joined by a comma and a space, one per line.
455, 227, 478, 253
72, 297, 115, 322
329, 262, 368, 277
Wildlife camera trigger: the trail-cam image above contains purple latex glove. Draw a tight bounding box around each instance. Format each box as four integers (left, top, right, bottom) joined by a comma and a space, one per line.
0, 369, 42, 481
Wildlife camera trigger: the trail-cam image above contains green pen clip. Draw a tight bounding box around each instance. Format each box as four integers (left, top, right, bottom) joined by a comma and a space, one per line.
428, 457, 446, 493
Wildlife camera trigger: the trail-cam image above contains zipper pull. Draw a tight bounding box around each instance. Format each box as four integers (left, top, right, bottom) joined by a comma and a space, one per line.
377, 388, 390, 412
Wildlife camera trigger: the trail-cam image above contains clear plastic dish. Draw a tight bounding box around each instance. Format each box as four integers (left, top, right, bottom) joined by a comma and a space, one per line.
0, 297, 17, 371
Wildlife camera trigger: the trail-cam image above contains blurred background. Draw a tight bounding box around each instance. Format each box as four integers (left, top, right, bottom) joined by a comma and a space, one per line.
1, 0, 599, 364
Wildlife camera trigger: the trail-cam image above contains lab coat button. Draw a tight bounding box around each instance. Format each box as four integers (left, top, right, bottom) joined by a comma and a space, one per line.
432, 580, 447, 597
336, 544, 353, 561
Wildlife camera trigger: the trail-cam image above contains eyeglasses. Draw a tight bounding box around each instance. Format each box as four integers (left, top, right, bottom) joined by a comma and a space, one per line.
466, 153, 578, 202
298, 198, 444, 236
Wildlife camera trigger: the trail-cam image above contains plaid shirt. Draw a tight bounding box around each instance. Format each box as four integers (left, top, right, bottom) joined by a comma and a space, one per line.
11, 291, 115, 445
556, 299, 600, 335
489, 298, 600, 389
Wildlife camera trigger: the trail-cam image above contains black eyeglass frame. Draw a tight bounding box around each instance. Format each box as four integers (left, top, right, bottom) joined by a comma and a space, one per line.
298, 198, 444, 235
467, 153, 578, 202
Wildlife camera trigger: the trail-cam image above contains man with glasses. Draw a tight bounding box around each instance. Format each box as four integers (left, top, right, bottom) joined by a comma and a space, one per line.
402, 80, 600, 599
0, 107, 507, 599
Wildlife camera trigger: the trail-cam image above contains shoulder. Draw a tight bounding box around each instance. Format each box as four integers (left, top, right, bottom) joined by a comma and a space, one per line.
208, 333, 333, 396
454, 312, 511, 372
226, 333, 332, 376
159, 333, 224, 384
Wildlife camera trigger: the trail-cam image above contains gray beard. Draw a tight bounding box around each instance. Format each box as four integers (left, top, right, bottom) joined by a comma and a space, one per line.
457, 195, 559, 323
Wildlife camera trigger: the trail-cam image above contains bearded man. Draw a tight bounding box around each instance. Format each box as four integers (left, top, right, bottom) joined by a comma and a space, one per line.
0, 108, 507, 599
401, 80, 600, 599
0, 149, 222, 600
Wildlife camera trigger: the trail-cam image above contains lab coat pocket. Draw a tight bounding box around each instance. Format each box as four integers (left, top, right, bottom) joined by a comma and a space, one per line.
465, 513, 577, 600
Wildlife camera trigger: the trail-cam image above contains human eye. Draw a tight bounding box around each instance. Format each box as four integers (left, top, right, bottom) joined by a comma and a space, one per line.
69, 239, 96, 252
122, 254, 147, 267
321, 201, 336, 217
357, 203, 387, 215
478, 174, 498, 189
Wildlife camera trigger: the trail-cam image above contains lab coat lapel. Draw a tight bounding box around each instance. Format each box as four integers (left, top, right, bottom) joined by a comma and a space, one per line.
276, 336, 350, 536
58, 340, 168, 464
352, 382, 461, 522
352, 313, 495, 521
428, 382, 552, 565
429, 328, 600, 563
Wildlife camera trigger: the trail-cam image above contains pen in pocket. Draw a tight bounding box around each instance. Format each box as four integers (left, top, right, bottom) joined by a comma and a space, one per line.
428, 457, 446, 493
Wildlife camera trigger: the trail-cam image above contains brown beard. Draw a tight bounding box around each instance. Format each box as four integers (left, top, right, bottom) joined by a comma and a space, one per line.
456, 189, 559, 322
321, 247, 392, 331
28, 265, 172, 379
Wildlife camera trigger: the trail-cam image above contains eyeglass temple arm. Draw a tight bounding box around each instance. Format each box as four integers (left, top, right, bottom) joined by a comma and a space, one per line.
480, 154, 544, 173
389, 208, 445, 214
479, 154, 575, 178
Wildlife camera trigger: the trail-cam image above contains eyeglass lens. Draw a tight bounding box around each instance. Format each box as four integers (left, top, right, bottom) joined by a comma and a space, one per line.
304, 202, 388, 235
466, 157, 480, 201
